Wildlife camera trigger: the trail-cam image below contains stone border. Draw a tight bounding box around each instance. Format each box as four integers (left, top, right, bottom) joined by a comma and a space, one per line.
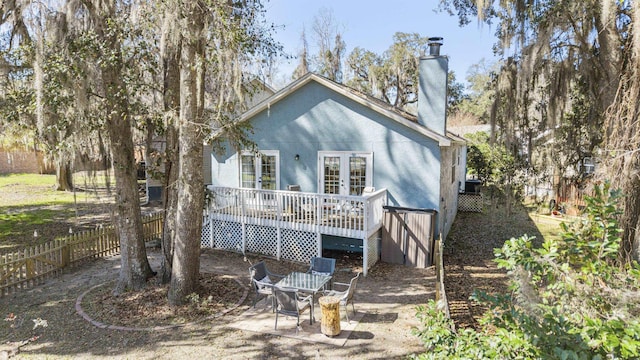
75, 273, 249, 331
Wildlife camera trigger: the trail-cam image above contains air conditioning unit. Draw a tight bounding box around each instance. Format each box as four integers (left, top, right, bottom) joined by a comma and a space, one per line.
287, 184, 301, 191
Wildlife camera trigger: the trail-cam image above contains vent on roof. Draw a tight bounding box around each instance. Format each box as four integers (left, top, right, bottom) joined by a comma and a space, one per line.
428, 37, 443, 56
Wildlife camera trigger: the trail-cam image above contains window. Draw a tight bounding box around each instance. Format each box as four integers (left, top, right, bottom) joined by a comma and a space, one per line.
451, 148, 457, 184
319, 152, 373, 196
239, 150, 279, 189
582, 157, 595, 175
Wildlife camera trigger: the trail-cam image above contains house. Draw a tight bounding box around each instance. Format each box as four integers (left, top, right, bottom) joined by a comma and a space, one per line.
143, 78, 277, 201
202, 40, 466, 275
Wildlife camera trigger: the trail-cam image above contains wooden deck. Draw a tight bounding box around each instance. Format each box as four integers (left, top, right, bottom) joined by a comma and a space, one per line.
202, 187, 388, 276
205, 187, 387, 239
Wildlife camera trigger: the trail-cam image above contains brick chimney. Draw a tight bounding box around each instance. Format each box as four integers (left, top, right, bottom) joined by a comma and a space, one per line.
417, 37, 448, 136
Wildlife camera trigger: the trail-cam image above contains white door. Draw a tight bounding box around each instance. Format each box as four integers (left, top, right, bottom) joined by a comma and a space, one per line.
319, 152, 372, 196
240, 150, 279, 190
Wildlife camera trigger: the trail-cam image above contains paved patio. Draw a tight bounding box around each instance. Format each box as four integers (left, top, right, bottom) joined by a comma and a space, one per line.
231, 297, 365, 346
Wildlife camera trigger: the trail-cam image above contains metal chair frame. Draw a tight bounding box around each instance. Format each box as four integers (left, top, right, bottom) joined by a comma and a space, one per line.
273, 287, 313, 331
323, 272, 361, 323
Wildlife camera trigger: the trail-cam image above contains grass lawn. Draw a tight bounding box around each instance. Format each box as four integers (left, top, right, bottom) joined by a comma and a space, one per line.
530, 214, 564, 241
0, 173, 115, 253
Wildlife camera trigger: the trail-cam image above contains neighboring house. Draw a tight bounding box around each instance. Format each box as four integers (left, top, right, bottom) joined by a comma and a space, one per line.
202, 42, 466, 275
524, 128, 596, 214
0, 145, 54, 174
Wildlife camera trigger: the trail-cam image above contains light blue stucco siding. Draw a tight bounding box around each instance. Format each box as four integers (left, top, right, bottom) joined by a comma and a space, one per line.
210, 80, 443, 212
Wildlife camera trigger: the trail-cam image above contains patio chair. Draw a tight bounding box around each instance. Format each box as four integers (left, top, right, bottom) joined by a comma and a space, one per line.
306, 256, 336, 276
323, 272, 361, 323
306, 256, 336, 290
249, 261, 284, 310
273, 287, 313, 330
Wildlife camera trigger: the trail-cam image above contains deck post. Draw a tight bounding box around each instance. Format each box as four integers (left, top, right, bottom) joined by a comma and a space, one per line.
276, 227, 282, 260
363, 235, 368, 277
209, 214, 213, 248
363, 198, 369, 276
317, 233, 322, 257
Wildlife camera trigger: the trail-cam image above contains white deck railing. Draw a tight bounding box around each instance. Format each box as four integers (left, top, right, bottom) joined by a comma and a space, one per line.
205, 186, 387, 239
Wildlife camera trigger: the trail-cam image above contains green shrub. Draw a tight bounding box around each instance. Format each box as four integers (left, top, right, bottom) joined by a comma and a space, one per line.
413, 184, 640, 359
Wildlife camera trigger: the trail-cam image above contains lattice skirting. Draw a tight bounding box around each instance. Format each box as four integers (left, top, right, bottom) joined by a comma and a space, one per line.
246, 224, 278, 258
201, 216, 212, 248
282, 229, 317, 263
366, 232, 380, 270
201, 218, 376, 275
201, 219, 318, 264
209, 219, 243, 252
458, 193, 483, 212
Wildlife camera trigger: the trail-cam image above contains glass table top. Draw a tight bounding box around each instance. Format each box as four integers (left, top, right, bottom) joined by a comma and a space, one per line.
276, 272, 331, 293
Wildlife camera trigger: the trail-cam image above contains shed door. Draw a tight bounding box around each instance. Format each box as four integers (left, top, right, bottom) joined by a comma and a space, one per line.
319, 152, 372, 196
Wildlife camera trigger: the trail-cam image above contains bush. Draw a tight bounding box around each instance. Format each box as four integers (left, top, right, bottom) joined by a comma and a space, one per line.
413, 184, 640, 359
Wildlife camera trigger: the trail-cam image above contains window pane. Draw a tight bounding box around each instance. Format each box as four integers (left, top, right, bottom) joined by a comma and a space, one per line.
241, 155, 255, 188
349, 157, 366, 195
324, 157, 340, 194
261, 155, 277, 190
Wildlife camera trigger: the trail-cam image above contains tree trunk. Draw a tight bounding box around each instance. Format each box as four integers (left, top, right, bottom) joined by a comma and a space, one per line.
86, 1, 154, 294
159, 11, 181, 284
620, 155, 640, 262
109, 113, 155, 294
34, 28, 73, 193
160, 121, 178, 283
168, 3, 205, 305
105, 67, 154, 295
603, 1, 640, 264
595, 1, 622, 113
55, 158, 73, 191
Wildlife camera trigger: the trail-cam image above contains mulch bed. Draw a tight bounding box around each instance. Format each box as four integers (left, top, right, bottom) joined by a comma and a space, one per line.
80, 273, 244, 328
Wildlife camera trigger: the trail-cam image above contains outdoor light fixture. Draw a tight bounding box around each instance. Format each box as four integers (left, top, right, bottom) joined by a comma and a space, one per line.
294, 154, 300, 161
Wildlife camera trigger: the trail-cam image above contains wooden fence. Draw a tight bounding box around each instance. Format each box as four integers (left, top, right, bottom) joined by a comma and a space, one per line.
434, 237, 451, 320
0, 212, 163, 296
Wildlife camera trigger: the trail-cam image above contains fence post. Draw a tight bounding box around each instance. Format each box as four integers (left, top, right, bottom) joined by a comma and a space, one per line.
61, 238, 70, 268
25, 247, 35, 282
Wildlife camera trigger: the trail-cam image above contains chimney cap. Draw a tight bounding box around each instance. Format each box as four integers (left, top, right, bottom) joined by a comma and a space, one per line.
427, 37, 443, 56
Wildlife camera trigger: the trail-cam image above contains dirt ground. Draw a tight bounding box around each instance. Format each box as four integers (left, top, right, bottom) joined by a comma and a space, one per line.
444, 203, 545, 329
0, 247, 435, 359
1, 178, 552, 357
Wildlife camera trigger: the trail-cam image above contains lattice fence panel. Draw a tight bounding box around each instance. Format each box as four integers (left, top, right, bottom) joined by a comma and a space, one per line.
246, 224, 278, 257
212, 220, 243, 252
458, 193, 483, 212
201, 216, 212, 248
366, 233, 380, 270
281, 229, 317, 263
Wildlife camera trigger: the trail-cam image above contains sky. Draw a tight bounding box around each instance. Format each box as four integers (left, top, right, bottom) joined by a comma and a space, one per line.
263, 0, 498, 88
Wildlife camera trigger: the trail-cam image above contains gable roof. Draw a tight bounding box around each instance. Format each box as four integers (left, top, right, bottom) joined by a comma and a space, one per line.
223, 73, 454, 146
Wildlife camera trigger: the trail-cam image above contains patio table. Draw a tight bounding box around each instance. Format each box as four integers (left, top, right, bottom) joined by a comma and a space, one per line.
275, 272, 332, 323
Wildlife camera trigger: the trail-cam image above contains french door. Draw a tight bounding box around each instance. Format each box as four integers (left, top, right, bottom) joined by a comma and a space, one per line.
240, 150, 279, 190
319, 152, 372, 196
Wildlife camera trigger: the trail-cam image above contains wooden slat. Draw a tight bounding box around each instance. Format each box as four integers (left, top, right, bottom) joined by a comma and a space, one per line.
0, 212, 163, 296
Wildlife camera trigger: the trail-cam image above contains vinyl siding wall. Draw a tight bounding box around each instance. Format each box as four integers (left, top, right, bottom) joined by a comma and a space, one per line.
210, 80, 446, 233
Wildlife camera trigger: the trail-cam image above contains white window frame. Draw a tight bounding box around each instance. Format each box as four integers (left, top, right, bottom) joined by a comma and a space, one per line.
239, 150, 280, 190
